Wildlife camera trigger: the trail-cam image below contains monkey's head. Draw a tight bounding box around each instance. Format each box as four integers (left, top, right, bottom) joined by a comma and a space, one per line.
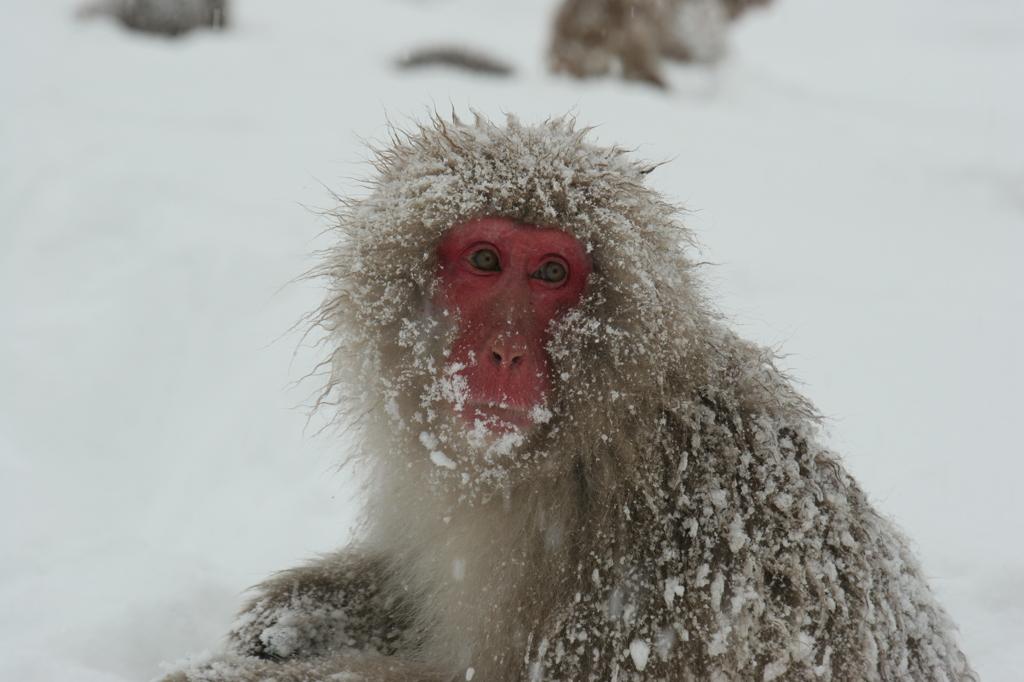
317, 113, 722, 502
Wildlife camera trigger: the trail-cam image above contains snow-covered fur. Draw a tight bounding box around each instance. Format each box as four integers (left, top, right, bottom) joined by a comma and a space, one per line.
164, 114, 976, 682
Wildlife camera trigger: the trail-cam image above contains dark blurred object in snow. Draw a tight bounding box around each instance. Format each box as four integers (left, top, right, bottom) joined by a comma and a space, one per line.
550, 0, 771, 86
396, 47, 514, 76
77, 0, 228, 37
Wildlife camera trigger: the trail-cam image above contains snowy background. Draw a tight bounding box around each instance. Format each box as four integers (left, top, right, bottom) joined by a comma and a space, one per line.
1, 0, 1021, 680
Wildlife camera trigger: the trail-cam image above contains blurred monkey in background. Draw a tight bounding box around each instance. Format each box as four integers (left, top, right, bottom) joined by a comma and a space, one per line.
77, 0, 227, 36
550, 0, 771, 86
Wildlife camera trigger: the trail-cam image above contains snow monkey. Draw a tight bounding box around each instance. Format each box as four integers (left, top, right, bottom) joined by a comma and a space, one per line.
77, 0, 227, 36
162, 114, 976, 682
550, 0, 772, 86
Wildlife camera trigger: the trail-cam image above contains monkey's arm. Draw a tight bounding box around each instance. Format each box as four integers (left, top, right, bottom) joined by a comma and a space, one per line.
161, 650, 434, 682
159, 552, 432, 682
227, 551, 417, 661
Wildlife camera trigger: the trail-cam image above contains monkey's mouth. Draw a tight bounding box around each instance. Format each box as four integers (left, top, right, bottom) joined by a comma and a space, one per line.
458, 401, 539, 433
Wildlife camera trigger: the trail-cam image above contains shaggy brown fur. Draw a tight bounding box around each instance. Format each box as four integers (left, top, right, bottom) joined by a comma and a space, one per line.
550, 0, 772, 86
162, 114, 976, 682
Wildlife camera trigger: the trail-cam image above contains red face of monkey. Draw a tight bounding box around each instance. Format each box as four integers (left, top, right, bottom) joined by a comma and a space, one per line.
434, 217, 591, 433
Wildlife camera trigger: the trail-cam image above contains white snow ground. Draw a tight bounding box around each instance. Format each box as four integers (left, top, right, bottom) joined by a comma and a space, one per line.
0, 0, 1021, 680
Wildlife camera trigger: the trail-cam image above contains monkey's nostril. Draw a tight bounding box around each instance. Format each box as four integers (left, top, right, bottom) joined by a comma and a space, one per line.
491, 349, 524, 368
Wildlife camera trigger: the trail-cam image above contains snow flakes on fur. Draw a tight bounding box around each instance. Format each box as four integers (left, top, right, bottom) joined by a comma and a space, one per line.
308, 113, 975, 680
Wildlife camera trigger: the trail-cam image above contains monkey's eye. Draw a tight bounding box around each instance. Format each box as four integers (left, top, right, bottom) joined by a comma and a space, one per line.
468, 248, 500, 271
532, 260, 567, 283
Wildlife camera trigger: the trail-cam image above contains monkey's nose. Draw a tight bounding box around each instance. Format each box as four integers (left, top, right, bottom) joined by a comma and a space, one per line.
488, 332, 528, 370
491, 348, 524, 368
